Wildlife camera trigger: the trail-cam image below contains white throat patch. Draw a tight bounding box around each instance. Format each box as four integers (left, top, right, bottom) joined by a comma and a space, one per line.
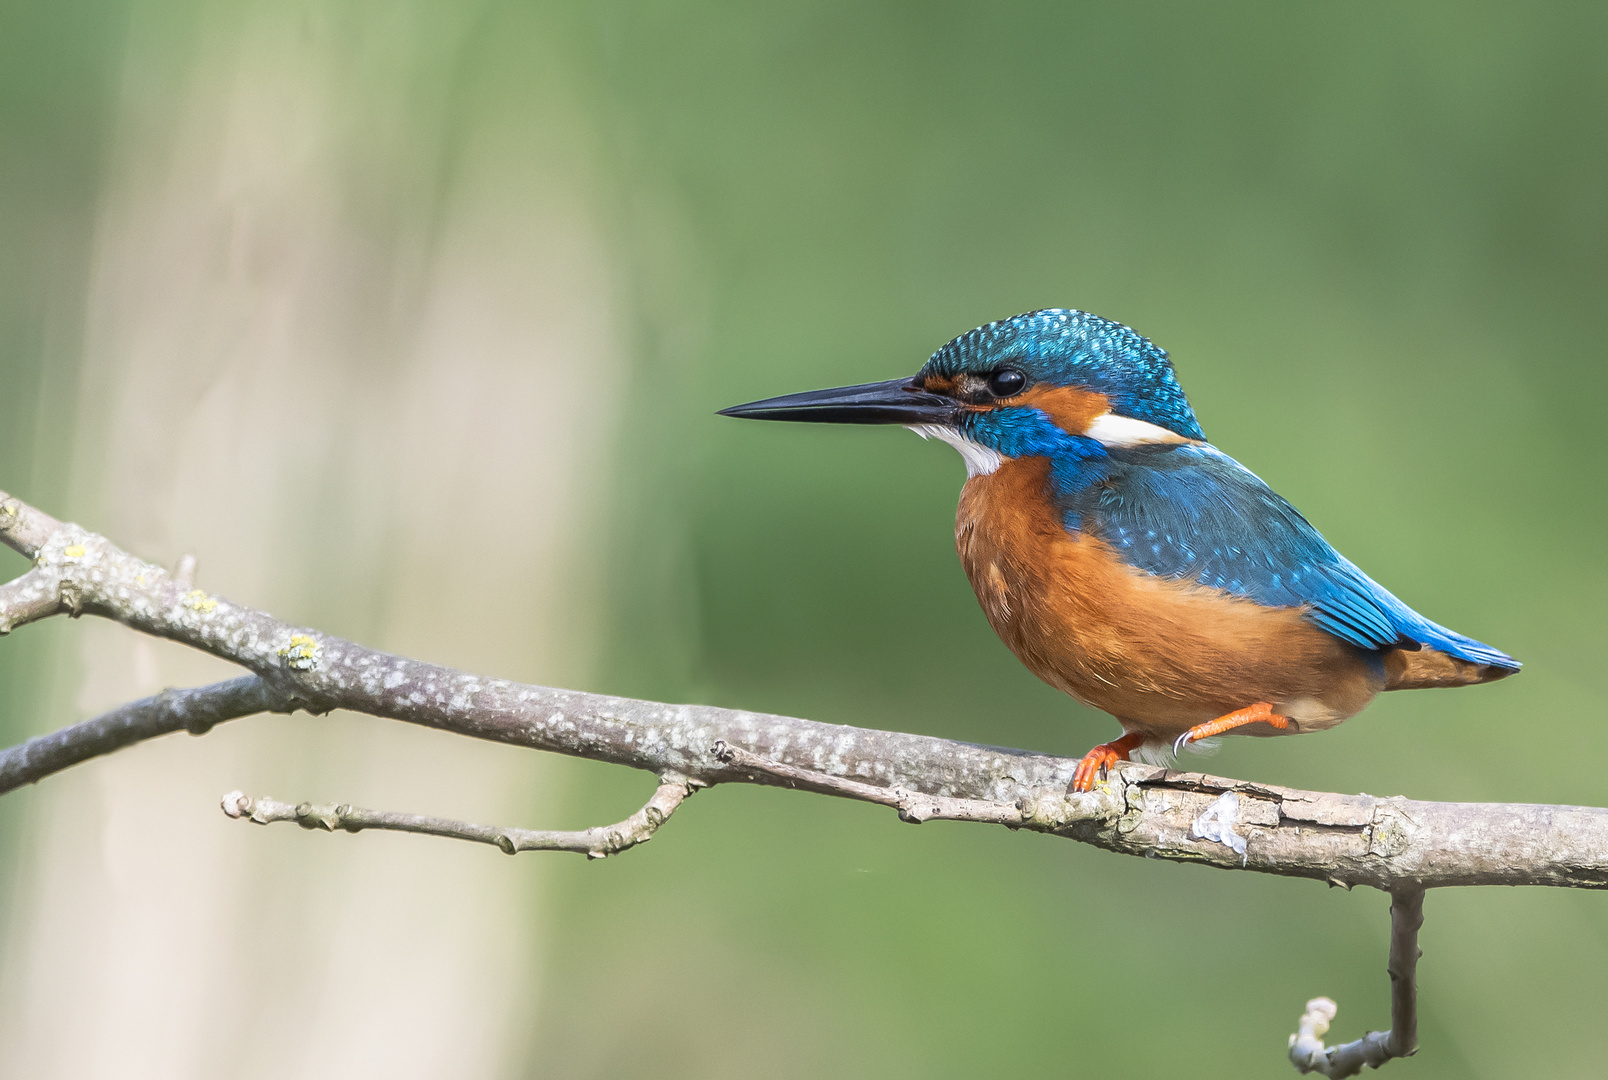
906, 424, 1006, 477
1083, 412, 1186, 447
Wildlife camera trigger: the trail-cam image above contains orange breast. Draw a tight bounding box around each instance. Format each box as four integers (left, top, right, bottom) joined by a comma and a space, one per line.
956, 457, 1384, 740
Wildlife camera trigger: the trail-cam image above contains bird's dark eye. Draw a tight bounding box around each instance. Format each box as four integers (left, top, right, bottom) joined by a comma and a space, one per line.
987, 367, 1027, 398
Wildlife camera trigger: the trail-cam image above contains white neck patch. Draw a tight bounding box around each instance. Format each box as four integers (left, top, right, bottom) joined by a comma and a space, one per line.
906, 424, 1006, 477
1084, 412, 1186, 447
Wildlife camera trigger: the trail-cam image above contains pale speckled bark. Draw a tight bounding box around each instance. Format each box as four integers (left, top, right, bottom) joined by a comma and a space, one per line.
4, 489, 1607, 892
0, 676, 288, 795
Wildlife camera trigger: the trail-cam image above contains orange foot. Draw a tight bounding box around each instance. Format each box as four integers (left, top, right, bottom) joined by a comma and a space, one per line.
1071, 732, 1146, 793
1171, 701, 1290, 756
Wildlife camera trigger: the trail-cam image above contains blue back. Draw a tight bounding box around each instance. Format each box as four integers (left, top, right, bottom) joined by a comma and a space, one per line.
1054, 442, 1518, 668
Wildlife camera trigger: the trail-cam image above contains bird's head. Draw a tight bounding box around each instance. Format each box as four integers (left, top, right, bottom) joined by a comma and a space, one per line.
720, 309, 1204, 476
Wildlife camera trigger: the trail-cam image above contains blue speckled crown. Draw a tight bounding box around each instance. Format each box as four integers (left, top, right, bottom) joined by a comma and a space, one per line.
921, 309, 1206, 441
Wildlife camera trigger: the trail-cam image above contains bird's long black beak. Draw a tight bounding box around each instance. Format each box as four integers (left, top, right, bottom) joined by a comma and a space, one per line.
718, 377, 958, 425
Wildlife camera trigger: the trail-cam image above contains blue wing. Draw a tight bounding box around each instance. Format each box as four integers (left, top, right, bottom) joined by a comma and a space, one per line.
1061, 442, 1519, 669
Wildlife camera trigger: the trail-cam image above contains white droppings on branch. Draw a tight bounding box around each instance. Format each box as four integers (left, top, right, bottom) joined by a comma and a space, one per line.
1192, 790, 1248, 862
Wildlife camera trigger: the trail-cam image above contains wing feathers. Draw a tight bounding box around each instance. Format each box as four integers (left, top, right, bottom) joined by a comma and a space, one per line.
1071, 444, 1519, 672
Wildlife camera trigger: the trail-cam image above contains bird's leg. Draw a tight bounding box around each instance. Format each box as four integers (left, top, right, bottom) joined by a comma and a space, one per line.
1171, 701, 1289, 756
1071, 732, 1147, 793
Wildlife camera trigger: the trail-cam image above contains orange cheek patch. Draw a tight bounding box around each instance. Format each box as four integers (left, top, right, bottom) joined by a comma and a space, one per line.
920, 373, 962, 395
1012, 385, 1113, 436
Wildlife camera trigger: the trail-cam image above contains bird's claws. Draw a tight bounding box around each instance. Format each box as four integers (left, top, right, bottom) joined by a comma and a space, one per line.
1172, 731, 1193, 756
1071, 733, 1146, 793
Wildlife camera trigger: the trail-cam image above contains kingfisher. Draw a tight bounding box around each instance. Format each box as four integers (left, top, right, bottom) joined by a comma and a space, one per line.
720, 309, 1519, 791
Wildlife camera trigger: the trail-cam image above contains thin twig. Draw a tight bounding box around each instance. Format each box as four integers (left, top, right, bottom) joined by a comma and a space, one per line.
220, 778, 693, 858
713, 740, 1070, 825
1385, 888, 1424, 1058
1288, 888, 1425, 1076
0, 676, 294, 795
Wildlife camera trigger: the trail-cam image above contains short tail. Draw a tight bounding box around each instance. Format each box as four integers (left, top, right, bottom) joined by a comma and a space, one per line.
1386, 619, 1520, 691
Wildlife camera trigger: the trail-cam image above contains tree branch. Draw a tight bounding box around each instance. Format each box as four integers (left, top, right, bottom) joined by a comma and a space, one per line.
2, 487, 1606, 893
712, 740, 1028, 825
0, 676, 293, 795
1289, 888, 1424, 1076
0, 493, 62, 556
0, 488, 1580, 1075
220, 778, 692, 858
0, 566, 62, 635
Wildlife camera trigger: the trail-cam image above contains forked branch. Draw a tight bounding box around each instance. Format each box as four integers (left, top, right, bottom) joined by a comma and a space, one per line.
0, 489, 1592, 1074
3, 487, 1607, 890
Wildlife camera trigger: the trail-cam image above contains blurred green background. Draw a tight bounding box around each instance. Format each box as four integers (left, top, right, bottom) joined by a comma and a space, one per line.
2, 2, 1605, 1077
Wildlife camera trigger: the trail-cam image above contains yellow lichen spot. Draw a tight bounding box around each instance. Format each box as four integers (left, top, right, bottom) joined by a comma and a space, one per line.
279, 634, 320, 671
135, 573, 147, 586
62, 544, 87, 560
184, 589, 218, 614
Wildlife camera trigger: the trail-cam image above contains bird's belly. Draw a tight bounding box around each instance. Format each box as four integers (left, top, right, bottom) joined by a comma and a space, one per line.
956, 459, 1383, 740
